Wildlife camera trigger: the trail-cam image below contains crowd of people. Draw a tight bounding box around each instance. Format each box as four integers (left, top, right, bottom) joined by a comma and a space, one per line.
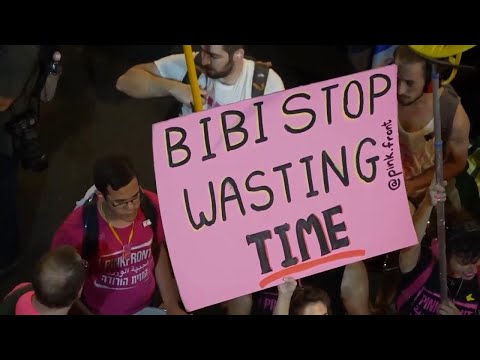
1, 45, 479, 315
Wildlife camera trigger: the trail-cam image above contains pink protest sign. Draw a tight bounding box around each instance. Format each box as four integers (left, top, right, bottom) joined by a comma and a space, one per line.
152, 64, 417, 312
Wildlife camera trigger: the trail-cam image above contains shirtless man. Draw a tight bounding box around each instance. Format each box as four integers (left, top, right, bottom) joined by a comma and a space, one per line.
395, 45, 470, 207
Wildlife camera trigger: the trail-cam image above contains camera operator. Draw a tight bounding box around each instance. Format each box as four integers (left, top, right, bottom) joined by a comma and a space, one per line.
0, 45, 60, 272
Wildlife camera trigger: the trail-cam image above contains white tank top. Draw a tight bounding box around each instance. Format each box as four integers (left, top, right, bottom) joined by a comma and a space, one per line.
399, 117, 435, 180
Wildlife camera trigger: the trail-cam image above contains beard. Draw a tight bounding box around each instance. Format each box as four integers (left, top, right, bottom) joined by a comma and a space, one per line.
398, 92, 424, 106
204, 58, 234, 79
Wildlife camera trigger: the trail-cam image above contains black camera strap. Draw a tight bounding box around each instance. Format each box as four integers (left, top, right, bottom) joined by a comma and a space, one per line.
7, 47, 41, 117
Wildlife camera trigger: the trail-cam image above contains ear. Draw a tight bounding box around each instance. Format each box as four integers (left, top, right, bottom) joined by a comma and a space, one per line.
95, 190, 105, 200
234, 49, 244, 61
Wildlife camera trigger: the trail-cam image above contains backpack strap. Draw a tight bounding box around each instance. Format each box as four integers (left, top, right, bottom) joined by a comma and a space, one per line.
140, 192, 160, 261
440, 84, 460, 145
395, 241, 439, 311
82, 194, 99, 261
251, 61, 271, 98
81, 191, 160, 261
422, 85, 459, 158
139, 192, 163, 306
0, 283, 34, 315
181, 54, 271, 98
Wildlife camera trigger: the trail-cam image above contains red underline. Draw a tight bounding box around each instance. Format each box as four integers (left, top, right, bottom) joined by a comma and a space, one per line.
259, 249, 366, 288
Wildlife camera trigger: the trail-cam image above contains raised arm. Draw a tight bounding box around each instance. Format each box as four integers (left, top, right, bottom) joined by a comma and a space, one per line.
273, 277, 297, 315
399, 182, 446, 273
155, 242, 188, 315
341, 261, 370, 315
117, 62, 206, 107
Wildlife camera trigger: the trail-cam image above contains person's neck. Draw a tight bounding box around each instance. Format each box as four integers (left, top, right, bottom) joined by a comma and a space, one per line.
447, 267, 462, 279
32, 295, 70, 315
219, 60, 244, 85
98, 200, 134, 228
400, 92, 430, 111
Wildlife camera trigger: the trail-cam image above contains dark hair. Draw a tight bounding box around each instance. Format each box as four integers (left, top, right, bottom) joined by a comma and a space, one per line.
290, 285, 331, 315
394, 45, 450, 92
446, 220, 480, 263
222, 45, 244, 57
395, 45, 432, 90
32, 245, 87, 308
427, 207, 480, 263
93, 154, 137, 196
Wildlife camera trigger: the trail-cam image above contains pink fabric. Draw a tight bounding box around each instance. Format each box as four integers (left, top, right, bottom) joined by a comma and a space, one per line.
5, 283, 39, 315
16, 291, 39, 315
52, 190, 165, 315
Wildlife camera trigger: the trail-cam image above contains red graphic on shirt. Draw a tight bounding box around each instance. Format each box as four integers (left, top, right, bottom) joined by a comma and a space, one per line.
206, 96, 220, 109
399, 141, 413, 179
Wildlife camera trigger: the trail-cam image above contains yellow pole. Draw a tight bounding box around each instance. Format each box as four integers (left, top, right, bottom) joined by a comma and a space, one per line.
406, 45, 476, 302
183, 45, 203, 113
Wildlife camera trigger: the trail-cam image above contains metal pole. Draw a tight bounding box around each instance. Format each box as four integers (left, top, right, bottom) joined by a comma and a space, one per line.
183, 45, 203, 113
432, 63, 448, 302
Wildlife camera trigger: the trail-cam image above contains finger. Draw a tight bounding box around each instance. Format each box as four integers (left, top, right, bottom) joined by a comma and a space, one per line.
433, 184, 446, 192
438, 304, 448, 313
446, 300, 456, 309
442, 300, 454, 308
199, 91, 208, 105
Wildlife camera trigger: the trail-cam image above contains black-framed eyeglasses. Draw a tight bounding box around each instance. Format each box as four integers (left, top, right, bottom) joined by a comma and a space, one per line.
108, 190, 143, 208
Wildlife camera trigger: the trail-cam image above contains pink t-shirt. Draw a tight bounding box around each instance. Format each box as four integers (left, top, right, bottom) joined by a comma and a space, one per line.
5, 283, 40, 315
51, 190, 165, 315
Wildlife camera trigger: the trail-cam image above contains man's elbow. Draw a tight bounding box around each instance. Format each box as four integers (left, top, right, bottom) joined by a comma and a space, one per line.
115, 71, 149, 99
115, 74, 129, 93
447, 156, 468, 178
0, 97, 15, 112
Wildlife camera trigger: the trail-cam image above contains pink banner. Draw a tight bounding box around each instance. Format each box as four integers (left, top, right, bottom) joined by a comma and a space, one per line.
152, 65, 417, 311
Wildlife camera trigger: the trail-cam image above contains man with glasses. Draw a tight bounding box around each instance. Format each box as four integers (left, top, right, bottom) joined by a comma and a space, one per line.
51, 154, 183, 315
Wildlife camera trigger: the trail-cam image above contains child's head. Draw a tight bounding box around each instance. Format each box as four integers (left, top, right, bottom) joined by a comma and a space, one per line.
446, 221, 480, 280
428, 208, 480, 280
290, 286, 331, 315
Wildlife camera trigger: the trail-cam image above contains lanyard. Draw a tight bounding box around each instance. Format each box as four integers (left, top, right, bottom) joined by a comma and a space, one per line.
108, 222, 135, 250
101, 201, 135, 255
